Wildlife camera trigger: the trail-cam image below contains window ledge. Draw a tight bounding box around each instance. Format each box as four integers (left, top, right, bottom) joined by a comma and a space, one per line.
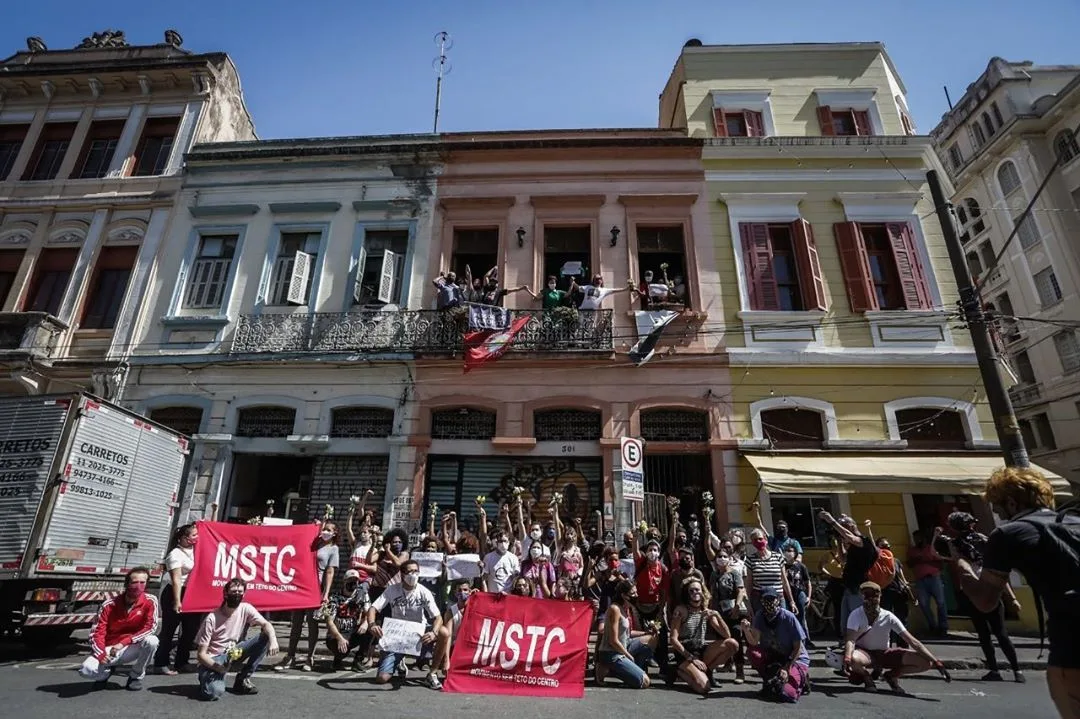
161, 314, 230, 328
865, 310, 952, 349
824, 439, 908, 450
72, 328, 115, 338
864, 309, 950, 321
738, 310, 826, 323
739, 310, 826, 349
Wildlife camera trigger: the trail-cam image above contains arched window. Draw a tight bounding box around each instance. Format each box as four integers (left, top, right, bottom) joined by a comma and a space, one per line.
149, 406, 203, 436
534, 409, 602, 441
759, 407, 825, 449
431, 407, 496, 440
640, 408, 709, 442
896, 408, 967, 449
235, 406, 296, 437
997, 161, 1022, 197
1054, 129, 1079, 164
330, 407, 394, 438
982, 113, 995, 138
958, 197, 986, 242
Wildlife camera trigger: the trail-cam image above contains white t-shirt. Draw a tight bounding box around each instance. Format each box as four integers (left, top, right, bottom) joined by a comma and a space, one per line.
846, 606, 907, 651
578, 285, 616, 310
162, 546, 195, 589
371, 582, 440, 625
483, 550, 520, 593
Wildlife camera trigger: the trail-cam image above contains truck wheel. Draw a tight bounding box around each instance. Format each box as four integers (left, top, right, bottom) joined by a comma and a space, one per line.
21, 627, 75, 647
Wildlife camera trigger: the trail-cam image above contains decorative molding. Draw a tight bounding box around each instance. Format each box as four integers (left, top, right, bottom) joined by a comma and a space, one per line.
269, 201, 343, 214
106, 225, 145, 244
188, 204, 259, 218
438, 196, 515, 211
883, 395, 983, 442
750, 395, 839, 441
618, 194, 697, 207
529, 194, 605, 209
726, 347, 978, 367
353, 199, 419, 216
40, 81, 55, 101
47, 231, 85, 245
865, 310, 953, 350
706, 168, 926, 182
0, 230, 32, 246
738, 310, 826, 350
88, 78, 104, 99
710, 90, 777, 136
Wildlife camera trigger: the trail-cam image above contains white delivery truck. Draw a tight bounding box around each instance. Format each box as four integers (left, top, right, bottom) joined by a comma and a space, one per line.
0, 393, 189, 645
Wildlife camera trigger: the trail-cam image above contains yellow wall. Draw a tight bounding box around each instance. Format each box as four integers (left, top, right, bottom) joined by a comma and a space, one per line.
674, 47, 905, 138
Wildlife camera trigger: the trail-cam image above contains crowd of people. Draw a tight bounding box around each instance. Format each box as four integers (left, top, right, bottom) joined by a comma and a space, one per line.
76, 467, 1079, 716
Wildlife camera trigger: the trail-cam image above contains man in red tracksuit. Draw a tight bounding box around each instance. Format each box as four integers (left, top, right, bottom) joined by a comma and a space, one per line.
79, 567, 160, 691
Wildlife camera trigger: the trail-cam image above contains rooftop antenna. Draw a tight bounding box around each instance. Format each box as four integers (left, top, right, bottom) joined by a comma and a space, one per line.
944, 85, 954, 111
432, 31, 452, 133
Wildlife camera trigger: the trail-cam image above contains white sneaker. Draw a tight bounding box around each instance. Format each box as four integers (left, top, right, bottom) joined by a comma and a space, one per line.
426, 672, 442, 690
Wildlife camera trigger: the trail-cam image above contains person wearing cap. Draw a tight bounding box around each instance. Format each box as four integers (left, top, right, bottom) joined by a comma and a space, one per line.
324, 568, 371, 671
630, 530, 672, 681
740, 587, 810, 703
843, 581, 950, 694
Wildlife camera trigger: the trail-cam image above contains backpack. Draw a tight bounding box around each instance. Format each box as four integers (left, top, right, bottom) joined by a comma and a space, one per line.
1016, 505, 1080, 654
866, 547, 896, 588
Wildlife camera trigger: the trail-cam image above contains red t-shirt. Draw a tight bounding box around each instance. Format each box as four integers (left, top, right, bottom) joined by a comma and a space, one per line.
907, 545, 942, 581
634, 553, 670, 605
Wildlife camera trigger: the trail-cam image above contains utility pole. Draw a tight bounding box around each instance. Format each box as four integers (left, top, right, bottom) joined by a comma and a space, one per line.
927, 170, 1030, 468
432, 31, 452, 133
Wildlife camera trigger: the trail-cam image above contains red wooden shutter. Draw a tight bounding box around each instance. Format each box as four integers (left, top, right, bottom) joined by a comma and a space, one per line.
886, 222, 932, 310
740, 223, 780, 311
833, 222, 875, 312
854, 110, 872, 136
713, 108, 728, 137
745, 110, 764, 137
817, 106, 835, 136
791, 219, 827, 311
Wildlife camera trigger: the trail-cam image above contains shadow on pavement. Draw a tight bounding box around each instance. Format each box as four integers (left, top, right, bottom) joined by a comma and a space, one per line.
35, 682, 115, 699
317, 676, 400, 691
148, 684, 205, 700
814, 681, 941, 702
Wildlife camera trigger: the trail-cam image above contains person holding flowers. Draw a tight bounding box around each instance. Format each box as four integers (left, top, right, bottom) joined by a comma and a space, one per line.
195, 579, 279, 700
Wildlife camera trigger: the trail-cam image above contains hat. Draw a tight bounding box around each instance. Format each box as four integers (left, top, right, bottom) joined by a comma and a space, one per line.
760, 587, 780, 599
859, 581, 882, 594
645, 539, 661, 550
344, 569, 361, 581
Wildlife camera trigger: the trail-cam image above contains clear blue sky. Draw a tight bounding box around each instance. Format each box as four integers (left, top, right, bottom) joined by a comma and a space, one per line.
4, 0, 1078, 139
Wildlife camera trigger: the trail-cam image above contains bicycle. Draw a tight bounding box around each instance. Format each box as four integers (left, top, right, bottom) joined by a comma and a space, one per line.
805, 577, 835, 638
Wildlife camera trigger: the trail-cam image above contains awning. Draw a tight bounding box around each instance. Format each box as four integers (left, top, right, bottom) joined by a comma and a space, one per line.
742, 452, 1072, 495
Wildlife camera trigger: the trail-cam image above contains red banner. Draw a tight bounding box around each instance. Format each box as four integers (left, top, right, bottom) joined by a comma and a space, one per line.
463, 315, 530, 373
181, 521, 322, 613
444, 592, 594, 698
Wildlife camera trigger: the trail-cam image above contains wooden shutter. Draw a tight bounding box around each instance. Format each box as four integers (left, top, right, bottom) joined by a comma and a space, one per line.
791, 219, 827, 311
286, 250, 313, 305
817, 106, 835, 136
854, 110, 872, 136
713, 108, 728, 137
833, 222, 875, 312
886, 223, 932, 310
745, 110, 764, 137
740, 223, 779, 311
377, 249, 398, 303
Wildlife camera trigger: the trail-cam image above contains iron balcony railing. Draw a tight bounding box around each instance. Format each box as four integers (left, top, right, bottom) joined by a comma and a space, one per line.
1008, 382, 1042, 407
230, 308, 614, 355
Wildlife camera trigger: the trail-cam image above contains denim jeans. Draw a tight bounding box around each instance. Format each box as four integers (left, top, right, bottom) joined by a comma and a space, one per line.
198, 633, 269, 700
794, 590, 810, 640
599, 638, 653, 689
840, 590, 863, 633
377, 651, 406, 677
916, 575, 949, 632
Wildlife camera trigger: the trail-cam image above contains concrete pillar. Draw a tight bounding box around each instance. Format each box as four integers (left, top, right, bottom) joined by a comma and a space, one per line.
105, 104, 146, 178
163, 101, 204, 176
54, 108, 94, 181
6, 212, 53, 311
56, 208, 108, 325
6, 109, 47, 181
107, 207, 169, 359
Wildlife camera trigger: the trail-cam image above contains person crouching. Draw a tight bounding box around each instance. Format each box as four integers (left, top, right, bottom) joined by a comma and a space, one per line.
79, 567, 160, 691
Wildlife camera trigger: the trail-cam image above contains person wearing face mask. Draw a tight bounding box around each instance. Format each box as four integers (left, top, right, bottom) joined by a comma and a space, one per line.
631, 535, 671, 680
960, 467, 1080, 717
432, 579, 473, 685
619, 531, 636, 559
372, 528, 410, 599
596, 579, 657, 688
324, 569, 371, 671
818, 510, 878, 631
526, 275, 576, 310
155, 523, 202, 675
366, 560, 444, 689
741, 589, 810, 703
842, 581, 948, 694
769, 521, 804, 561
277, 520, 340, 672
728, 528, 748, 559
195, 579, 279, 700
667, 546, 704, 617
782, 546, 814, 649
744, 528, 795, 618
80, 568, 160, 691
521, 540, 556, 598
707, 546, 748, 684
482, 527, 521, 594
670, 578, 739, 695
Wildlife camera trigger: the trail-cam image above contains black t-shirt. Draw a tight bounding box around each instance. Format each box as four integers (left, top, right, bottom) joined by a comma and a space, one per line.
842, 535, 878, 593
785, 560, 810, 596
983, 509, 1080, 668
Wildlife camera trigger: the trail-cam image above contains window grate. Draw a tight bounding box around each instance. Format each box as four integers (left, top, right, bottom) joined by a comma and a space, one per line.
148, 406, 203, 436
534, 409, 602, 441
330, 407, 395, 438
431, 408, 496, 440
235, 406, 296, 437
640, 409, 708, 442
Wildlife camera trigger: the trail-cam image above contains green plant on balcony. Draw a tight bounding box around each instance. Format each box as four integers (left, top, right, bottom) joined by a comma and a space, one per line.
551, 305, 580, 328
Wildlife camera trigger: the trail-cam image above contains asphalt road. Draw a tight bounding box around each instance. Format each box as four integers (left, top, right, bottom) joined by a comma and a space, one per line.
0, 644, 1061, 719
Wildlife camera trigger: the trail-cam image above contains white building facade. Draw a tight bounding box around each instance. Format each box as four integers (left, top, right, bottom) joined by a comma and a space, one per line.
932, 57, 1080, 482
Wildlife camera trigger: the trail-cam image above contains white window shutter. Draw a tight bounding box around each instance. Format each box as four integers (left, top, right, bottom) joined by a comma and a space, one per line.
377, 249, 397, 303
286, 250, 313, 305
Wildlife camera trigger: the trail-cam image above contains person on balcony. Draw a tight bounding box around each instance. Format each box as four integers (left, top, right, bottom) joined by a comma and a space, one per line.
525, 275, 578, 310
432, 271, 464, 309
577, 274, 634, 311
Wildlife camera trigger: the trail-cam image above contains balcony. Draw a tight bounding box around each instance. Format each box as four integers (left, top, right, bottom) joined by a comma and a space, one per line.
1009, 382, 1042, 407
230, 308, 614, 355
0, 312, 68, 360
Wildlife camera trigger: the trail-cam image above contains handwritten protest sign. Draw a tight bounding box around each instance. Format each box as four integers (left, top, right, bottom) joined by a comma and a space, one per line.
378, 618, 425, 656
446, 553, 481, 580
619, 558, 636, 578
412, 551, 445, 579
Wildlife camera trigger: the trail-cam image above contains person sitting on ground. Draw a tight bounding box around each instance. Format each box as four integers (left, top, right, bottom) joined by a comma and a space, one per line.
596, 579, 657, 688
325, 569, 371, 671
669, 577, 739, 695
195, 578, 279, 700
365, 559, 445, 689
80, 567, 160, 691
741, 588, 810, 704
431, 579, 473, 685
843, 581, 950, 694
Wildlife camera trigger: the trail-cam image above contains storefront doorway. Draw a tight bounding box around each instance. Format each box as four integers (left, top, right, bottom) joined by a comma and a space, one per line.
642, 453, 711, 535
225, 454, 314, 523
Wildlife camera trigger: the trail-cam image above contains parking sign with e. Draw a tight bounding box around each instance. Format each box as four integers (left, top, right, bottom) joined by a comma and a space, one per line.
620, 437, 644, 502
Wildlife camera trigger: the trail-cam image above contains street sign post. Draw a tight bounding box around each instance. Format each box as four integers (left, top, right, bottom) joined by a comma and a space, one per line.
620, 437, 644, 502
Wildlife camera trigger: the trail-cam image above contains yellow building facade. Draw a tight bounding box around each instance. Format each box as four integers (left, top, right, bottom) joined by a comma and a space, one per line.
660, 42, 1069, 631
